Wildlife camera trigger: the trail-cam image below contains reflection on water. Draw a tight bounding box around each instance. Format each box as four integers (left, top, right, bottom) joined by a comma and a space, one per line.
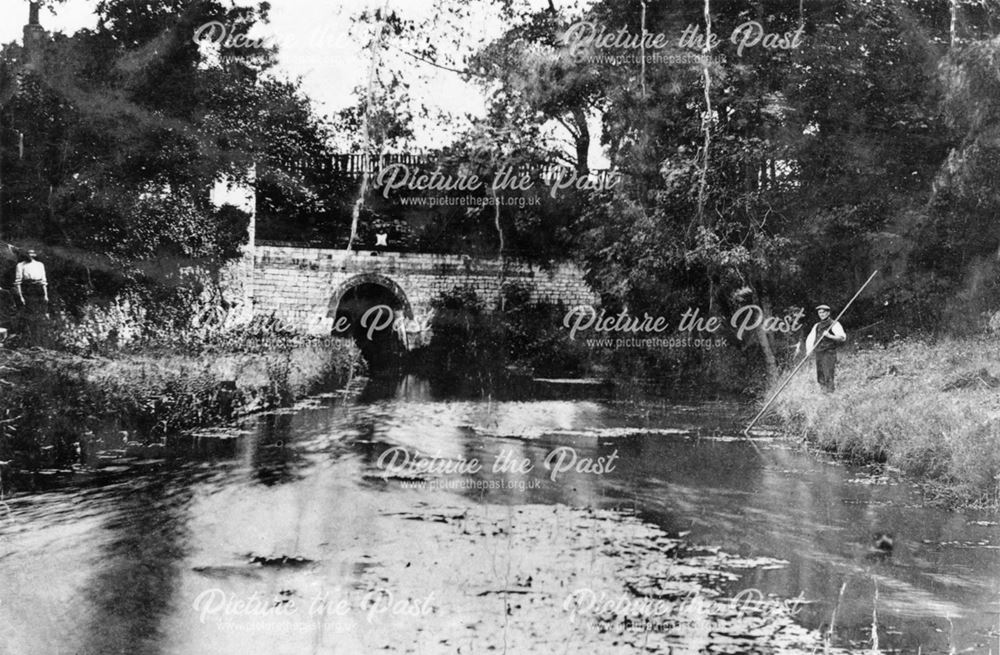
0, 373, 997, 654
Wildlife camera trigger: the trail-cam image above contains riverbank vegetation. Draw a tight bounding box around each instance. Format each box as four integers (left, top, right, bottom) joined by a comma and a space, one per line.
772, 338, 1000, 508
419, 282, 769, 395
0, 322, 359, 486
419, 283, 586, 379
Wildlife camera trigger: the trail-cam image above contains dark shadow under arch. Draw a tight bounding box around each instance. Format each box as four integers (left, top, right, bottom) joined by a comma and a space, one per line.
328, 273, 413, 320
329, 274, 413, 372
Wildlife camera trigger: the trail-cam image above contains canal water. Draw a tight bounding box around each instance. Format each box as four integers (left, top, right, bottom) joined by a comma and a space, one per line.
0, 374, 997, 654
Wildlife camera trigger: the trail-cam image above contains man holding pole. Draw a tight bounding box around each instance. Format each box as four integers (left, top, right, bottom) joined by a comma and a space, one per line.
743, 272, 876, 437
805, 304, 846, 392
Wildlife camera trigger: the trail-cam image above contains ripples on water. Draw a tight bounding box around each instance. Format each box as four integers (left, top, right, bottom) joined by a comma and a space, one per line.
0, 373, 997, 654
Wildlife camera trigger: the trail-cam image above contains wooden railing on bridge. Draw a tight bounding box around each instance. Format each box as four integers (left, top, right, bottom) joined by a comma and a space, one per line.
330, 153, 434, 176
272, 153, 623, 189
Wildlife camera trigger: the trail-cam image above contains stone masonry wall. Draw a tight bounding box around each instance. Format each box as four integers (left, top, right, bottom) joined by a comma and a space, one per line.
250, 245, 598, 336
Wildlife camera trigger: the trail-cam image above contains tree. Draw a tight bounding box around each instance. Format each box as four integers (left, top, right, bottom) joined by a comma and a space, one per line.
0, 0, 335, 305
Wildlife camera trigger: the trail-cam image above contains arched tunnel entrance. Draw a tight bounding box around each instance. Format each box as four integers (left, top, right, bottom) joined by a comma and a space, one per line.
330, 275, 412, 371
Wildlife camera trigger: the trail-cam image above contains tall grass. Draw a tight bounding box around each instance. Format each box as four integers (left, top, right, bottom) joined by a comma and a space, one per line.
772, 337, 1000, 507
0, 336, 359, 473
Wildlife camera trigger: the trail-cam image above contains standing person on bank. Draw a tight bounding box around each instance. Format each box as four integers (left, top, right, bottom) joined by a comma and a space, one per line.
805, 304, 846, 392
14, 248, 48, 343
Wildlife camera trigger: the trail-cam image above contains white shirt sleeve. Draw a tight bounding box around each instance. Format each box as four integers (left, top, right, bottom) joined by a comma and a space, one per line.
805, 324, 818, 352
828, 320, 846, 340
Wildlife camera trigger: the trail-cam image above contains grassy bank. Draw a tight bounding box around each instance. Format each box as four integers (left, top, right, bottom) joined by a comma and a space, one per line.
0, 335, 360, 477
772, 337, 1000, 508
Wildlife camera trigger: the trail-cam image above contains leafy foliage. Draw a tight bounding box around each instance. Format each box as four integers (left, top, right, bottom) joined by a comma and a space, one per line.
1, 0, 334, 307
425, 283, 585, 377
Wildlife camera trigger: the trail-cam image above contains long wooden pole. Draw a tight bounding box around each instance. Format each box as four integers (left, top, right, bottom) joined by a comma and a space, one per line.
742, 270, 879, 437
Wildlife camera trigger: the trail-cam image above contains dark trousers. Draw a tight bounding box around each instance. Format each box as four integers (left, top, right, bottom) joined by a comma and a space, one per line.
816, 350, 837, 392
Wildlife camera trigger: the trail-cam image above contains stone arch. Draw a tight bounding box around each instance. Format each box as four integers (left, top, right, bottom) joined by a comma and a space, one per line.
328, 273, 413, 320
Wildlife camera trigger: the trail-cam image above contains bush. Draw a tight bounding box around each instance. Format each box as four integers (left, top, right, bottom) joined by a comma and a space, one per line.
424, 283, 588, 378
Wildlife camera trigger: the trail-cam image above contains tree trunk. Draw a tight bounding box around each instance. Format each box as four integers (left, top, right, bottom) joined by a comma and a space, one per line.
571, 107, 590, 175
950, 0, 958, 47
754, 296, 779, 381
347, 2, 389, 251
697, 0, 712, 226
640, 0, 648, 100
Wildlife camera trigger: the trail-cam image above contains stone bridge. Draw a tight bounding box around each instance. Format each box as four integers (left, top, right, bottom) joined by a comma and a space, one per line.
233, 243, 598, 338
209, 176, 597, 344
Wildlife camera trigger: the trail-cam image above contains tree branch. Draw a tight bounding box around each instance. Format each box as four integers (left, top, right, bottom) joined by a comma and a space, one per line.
386, 42, 483, 77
